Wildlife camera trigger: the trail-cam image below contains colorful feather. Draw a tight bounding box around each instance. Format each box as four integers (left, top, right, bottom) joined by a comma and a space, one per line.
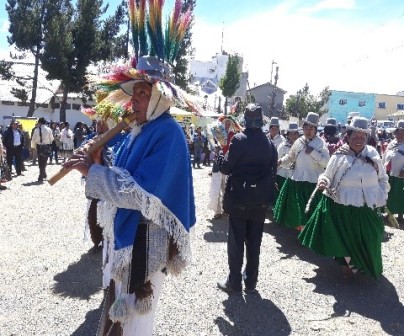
138, 0, 148, 56
128, 0, 139, 61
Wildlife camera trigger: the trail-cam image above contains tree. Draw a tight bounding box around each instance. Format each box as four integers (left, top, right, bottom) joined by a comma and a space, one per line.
41, 0, 126, 121
285, 84, 330, 119
6, 0, 61, 117
219, 54, 241, 115
173, 0, 196, 92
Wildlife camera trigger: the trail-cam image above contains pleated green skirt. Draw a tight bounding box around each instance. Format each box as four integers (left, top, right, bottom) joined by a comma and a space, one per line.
299, 195, 384, 278
274, 175, 287, 202
273, 179, 320, 228
387, 176, 404, 214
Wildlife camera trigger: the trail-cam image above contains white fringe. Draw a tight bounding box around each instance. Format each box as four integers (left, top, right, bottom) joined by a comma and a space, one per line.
134, 296, 153, 315
109, 297, 133, 323
110, 247, 132, 282
110, 166, 192, 263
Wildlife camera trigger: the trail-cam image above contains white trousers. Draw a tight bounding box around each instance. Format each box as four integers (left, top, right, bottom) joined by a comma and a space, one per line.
115, 270, 166, 336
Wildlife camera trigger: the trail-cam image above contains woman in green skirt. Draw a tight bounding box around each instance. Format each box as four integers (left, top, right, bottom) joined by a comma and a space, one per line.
275, 122, 300, 199
299, 117, 390, 279
274, 113, 329, 230
383, 120, 404, 221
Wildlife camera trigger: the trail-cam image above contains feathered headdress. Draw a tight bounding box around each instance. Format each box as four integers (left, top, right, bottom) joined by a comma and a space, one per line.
86, 0, 196, 123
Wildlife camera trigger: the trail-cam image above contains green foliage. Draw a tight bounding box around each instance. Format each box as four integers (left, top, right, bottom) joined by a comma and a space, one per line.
219, 54, 241, 98
173, 0, 196, 92
0, 60, 14, 80
11, 87, 28, 104
285, 84, 331, 119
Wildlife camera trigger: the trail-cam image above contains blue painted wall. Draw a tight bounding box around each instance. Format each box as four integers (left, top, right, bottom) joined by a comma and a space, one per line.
327, 91, 375, 124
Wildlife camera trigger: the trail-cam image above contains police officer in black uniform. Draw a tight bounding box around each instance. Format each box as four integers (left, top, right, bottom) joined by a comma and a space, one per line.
217, 104, 277, 293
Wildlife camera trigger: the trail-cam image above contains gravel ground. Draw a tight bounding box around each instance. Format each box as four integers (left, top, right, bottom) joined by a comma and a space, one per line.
0, 162, 403, 336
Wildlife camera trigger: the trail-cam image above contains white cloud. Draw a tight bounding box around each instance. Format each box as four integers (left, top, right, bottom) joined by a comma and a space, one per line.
192, 5, 404, 97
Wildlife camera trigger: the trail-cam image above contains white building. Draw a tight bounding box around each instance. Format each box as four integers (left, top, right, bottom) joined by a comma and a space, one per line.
0, 62, 94, 129
189, 52, 248, 112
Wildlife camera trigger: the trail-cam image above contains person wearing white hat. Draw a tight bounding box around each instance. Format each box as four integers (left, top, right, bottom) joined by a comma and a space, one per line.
267, 117, 285, 149
382, 120, 404, 222
275, 122, 300, 193
274, 112, 330, 231
299, 117, 390, 279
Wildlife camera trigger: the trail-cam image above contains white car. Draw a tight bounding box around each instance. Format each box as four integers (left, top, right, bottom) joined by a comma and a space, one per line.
377, 120, 396, 133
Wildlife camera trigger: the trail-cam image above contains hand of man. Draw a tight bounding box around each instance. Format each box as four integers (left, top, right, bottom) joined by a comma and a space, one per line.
62, 150, 93, 177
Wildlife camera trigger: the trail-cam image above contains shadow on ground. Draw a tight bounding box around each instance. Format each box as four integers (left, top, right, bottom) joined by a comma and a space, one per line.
71, 302, 103, 336
265, 222, 404, 336
52, 249, 102, 300
204, 217, 229, 243
215, 292, 291, 336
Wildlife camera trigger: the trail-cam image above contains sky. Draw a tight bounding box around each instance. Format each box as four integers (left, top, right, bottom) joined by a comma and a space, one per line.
1, 0, 404, 97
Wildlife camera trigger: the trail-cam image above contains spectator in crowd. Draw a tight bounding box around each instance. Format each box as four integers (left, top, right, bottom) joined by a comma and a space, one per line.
0, 133, 7, 190
192, 126, 205, 169
322, 118, 343, 155
31, 117, 54, 182
2, 119, 24, 176
60, 122, 74, 162
49, 122, 61, 164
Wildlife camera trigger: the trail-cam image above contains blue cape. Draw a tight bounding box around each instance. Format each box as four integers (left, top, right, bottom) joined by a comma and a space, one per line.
113, 113, 195, 249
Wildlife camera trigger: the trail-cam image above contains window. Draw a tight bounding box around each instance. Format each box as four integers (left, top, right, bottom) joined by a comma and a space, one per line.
339, 99, 347, 105
1, 101, 14, 105
358, 101, 366, 107
17, 102, 29, 106
378, 102, 386, 109
53, 103, 60, 109
72, 104, 81, 110
397, 104, 404, 110
36, 103, 48, 108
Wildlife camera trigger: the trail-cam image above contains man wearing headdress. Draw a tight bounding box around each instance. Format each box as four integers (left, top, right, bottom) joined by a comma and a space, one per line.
208, 115, 242, 218
63, 1, 195, 334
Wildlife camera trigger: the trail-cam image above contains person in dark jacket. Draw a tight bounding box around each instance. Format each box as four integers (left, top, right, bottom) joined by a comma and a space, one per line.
2, 120, 24, 176
217, 104, 277, 294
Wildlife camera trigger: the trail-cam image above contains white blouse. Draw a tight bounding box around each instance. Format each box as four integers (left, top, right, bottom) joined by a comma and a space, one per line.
382, 140, 404, 177
268, 134, 284, 149
319, 145, 389, 208
280, 136, 329, 183
277, 140, 293, 179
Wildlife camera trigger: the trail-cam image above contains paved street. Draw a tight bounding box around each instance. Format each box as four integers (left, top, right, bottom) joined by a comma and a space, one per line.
0, 162, 403, 335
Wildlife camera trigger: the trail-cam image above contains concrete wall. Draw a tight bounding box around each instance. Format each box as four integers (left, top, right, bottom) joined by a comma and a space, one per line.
374, 93, 404, 120
327, 90, 375, 124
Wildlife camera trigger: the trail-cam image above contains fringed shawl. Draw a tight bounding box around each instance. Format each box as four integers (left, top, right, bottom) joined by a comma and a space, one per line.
113, 112, 195, 257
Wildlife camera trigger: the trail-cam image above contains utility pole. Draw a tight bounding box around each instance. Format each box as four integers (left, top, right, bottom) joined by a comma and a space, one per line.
270, 60, 277, 84
270, 65, 279, 117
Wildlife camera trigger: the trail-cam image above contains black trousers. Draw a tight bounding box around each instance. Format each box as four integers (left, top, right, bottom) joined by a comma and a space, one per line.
37, 148, 48, 179
6, 145, 23, 175
227, 214, 265, 290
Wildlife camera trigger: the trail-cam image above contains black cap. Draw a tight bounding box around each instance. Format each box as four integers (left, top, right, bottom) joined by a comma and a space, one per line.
244, 104, 263, 129
38, 117, 47, 124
